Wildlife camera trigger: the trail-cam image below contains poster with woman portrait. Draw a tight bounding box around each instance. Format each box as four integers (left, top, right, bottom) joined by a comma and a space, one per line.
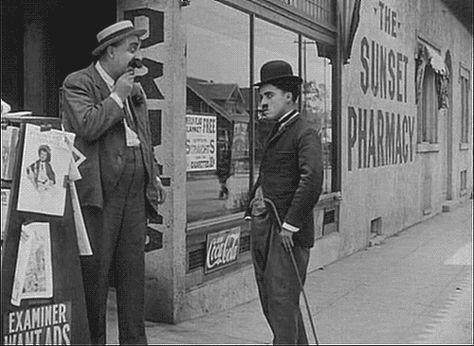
17, 124, 75, 216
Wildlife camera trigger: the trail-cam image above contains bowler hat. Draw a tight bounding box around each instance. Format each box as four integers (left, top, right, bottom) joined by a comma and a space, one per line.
254, 60, 303, 87
92, 20, 147, 56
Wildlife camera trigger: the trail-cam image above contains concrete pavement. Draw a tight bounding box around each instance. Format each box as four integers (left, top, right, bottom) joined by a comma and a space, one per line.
106, 200, 473, 344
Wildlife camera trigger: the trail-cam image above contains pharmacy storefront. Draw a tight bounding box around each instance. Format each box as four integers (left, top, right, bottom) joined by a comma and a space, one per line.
116, 0, 344, 322
1, 0, 471, 323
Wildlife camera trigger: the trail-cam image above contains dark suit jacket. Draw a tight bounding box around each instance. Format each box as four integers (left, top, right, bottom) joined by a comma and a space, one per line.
246, 112, 323, 247
61, 64, 161, 219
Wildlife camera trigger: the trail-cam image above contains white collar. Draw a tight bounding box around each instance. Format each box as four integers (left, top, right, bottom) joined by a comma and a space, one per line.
95, 61, 115, 90
278, 109, 299, 128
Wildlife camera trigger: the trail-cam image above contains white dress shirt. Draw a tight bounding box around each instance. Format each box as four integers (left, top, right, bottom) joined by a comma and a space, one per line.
95, 61, 140, 147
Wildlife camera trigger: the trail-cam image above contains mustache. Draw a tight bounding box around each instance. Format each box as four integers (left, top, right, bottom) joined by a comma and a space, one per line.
256, 108, 269, 121
128, 58, 143, 69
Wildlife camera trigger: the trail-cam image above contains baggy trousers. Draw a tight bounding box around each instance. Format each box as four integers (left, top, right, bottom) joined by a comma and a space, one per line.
251, 211, 310, 345
80, 147, 147, 345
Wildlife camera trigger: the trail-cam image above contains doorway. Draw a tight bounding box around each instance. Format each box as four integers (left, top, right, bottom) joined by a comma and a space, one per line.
1, 0, 117, 116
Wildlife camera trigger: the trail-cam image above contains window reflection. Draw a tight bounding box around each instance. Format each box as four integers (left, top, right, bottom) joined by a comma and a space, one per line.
185, 0, 250, 223
300, 37, 333, 194
254, 18, 298, 177
185, 1, 335, 224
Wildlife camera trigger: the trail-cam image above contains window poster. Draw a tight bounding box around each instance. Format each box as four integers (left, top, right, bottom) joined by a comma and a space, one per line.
11, 222, 53, 306
186, 114, 217, 171
17, 124, 75, 216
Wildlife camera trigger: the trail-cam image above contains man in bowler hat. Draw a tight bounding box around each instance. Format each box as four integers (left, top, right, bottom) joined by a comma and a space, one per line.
61, 20, 165, 344
245, 60, 323, 344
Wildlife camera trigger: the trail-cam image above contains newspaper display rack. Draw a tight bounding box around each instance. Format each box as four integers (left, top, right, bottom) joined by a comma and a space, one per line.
1, 115, 90, 345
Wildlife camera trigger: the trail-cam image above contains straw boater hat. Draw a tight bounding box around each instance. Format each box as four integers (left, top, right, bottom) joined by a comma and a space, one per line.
92, 20, 147, 56
254, 60, 303, 87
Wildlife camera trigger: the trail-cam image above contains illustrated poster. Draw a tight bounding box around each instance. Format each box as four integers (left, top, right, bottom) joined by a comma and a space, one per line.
11, 222, 53, 306
17, 124, 75, 216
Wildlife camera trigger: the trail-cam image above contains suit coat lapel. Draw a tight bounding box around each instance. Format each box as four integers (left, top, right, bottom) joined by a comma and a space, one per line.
87, 64, 113, 102
260, 111, 299, 159
266, 111, 299, 146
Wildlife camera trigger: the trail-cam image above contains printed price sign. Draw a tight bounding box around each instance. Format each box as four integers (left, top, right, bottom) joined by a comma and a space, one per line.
205, 227, 241, 273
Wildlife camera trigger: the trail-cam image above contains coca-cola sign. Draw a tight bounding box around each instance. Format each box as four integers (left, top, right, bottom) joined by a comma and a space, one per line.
205, 227, 241, 273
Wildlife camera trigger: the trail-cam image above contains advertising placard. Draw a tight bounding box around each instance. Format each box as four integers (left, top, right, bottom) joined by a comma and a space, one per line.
3, 301, 72, 345
205, 227, 241, 273
11, 223, 53, 307
186, 114, 216, 171
17, 124, 75, 216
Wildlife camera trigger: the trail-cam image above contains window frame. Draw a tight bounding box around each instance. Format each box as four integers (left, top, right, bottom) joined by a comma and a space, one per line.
460, 73, 470, 144
417, 65, 438, 145
185, 1, 341, 230
184, 0, 342, 284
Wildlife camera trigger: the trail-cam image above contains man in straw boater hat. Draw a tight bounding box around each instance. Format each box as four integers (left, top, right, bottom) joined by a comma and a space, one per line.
62, 20, 165, 344
245, 60, 323, 344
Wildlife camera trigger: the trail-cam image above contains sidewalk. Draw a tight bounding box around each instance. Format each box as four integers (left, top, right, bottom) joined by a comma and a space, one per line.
107, 201, 473, 344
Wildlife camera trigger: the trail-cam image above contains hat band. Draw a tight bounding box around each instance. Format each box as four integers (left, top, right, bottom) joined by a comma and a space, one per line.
97, 26, 135, 45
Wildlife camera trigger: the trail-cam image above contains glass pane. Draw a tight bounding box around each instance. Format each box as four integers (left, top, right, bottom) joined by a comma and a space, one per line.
427, 68, 437, 143
184, 0, 250, 223
466, 79, 470, 142
301, 36, 332, 194
421, 67, 432, 142
462, 78, 469, 143
254, 18, 299, 179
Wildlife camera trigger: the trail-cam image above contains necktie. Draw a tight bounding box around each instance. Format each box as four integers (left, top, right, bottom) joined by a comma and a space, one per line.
123, 98, 140, 147
124, 98, 137, 132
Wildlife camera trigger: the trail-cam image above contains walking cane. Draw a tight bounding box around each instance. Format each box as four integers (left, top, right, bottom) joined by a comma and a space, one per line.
263, 197, 320, 345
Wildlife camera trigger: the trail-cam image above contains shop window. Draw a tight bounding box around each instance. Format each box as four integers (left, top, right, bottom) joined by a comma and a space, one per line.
253, 17, 299, 177
185, 0, 250, 223
460, 74, 470, 144
417, 65, 438, 144
184, 1, 337, 225
460, 170, 467, 192
254, 21, 334, 194
300, 36, 333, 194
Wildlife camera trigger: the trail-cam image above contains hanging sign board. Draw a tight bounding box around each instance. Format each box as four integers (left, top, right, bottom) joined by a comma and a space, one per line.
186, 114, 216, 172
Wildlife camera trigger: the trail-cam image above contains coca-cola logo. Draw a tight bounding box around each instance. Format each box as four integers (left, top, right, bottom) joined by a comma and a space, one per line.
205, 227, 241, 273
